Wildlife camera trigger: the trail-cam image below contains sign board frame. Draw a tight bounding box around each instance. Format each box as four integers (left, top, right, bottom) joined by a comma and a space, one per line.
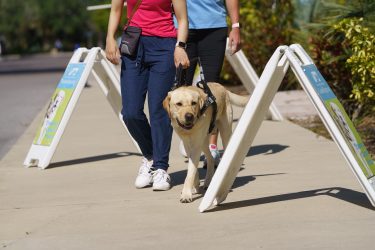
24, 48, 140, 169
199, 44, 375, 212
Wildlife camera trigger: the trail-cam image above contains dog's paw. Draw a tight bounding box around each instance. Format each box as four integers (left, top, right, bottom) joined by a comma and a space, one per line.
180, 190, 193, 203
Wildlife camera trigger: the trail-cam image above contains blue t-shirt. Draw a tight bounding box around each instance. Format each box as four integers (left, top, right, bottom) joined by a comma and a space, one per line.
175, 0, 227, 29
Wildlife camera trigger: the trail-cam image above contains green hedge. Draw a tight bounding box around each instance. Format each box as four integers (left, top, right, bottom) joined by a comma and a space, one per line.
306, 1, 375, 119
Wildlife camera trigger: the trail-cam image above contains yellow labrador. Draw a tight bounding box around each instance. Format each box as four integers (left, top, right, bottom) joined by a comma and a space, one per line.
163, 82, 249, 202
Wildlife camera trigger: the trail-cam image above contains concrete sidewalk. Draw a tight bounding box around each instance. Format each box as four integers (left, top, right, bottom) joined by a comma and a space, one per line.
1, 82, 375, 250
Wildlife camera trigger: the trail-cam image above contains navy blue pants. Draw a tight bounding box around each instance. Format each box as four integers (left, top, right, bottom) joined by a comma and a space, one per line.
121, 36, 176, 170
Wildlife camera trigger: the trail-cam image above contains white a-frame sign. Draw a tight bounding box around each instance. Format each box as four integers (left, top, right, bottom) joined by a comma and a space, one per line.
24, 45, 277, 169
24, 45, 281, 169
199, 44, 375, 212
24, 47, 140, 169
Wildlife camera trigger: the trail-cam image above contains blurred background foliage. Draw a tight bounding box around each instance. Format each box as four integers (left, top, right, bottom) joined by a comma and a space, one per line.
0, 0, 374, 120
222, 0, 374, 121
0, 0, 127, 53
0, 0, 91, 53
305, 0, 375, 119
222, 0, 295, 90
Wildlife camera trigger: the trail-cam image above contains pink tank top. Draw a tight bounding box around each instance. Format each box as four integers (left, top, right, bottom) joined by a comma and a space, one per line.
127, 0, 177, 38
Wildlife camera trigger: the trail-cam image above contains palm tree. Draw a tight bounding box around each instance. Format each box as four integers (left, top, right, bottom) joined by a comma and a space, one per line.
311, 0, 374, 29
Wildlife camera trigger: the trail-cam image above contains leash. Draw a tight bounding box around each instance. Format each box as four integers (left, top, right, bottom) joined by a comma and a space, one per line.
172, 63, 186, 90
172, 58, 217, 134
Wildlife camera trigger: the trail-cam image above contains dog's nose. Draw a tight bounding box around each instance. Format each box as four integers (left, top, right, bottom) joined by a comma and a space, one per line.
185, 113, 194, 123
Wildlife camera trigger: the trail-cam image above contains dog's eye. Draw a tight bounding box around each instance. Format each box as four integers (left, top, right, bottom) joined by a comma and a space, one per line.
176, 102, 183, 107
191, 101, 197, 106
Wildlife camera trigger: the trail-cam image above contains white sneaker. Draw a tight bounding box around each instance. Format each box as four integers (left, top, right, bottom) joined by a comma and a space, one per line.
203, 144, 221, 168
152, 169, 171, 191
135, 158, 153, 189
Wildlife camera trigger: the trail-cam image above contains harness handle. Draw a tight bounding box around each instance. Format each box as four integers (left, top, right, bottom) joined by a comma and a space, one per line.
172, 57, 202, 90
172, 63, 187, 90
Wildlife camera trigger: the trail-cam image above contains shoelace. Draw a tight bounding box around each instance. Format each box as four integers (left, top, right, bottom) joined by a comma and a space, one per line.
138, 158, 152, 175
152, 169, 170, 183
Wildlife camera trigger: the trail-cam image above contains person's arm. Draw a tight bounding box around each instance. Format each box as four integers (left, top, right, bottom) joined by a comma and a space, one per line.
105, 0, 124, 65
226, 0, 241, 55
172, 0, 190, 68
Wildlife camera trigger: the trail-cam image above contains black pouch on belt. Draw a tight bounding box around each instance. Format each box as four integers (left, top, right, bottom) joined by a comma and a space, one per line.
119, 26, 142, 57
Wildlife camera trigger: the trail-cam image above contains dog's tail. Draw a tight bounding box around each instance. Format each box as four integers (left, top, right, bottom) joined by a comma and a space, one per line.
227, 91, 249, 107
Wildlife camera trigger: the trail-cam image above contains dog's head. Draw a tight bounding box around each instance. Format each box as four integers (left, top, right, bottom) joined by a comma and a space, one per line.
163, 86, 206, 130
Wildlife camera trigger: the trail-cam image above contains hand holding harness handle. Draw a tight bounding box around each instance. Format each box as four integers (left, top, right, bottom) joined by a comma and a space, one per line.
172, 63, 187, 90
171, 58, 217, 134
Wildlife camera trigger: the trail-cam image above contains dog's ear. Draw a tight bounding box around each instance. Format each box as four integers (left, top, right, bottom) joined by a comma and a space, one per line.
163, 92, 171, 117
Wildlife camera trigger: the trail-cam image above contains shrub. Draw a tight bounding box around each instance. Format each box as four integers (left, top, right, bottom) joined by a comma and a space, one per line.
333, 18, 375, 115
308, 16, 375, 118
308, 26, 355, 113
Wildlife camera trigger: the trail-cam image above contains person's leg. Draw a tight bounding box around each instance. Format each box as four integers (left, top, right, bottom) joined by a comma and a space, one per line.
144, 37, 176, 170
120, 39, 154, 188
144, 36, 176, 190
198, 28, 228, 167
120, 52, 153, 160
197, 28, 228, 82
185, 29, 199, 84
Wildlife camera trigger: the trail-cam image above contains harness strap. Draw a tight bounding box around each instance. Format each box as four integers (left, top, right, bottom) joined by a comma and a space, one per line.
196, 80, 217, 134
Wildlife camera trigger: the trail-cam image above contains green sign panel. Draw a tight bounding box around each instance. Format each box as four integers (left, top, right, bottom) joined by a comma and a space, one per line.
303, 64, 375, 179
33, 63, 85, 146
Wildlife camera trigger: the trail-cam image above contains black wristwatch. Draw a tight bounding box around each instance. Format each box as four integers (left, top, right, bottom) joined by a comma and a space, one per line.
175, 41, 187, 50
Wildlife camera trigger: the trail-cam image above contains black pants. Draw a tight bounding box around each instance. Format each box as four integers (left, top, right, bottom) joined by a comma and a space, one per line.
185, 27, 228, 84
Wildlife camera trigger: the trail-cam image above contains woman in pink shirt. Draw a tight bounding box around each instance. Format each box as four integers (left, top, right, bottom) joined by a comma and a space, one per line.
106, 0, 189, 191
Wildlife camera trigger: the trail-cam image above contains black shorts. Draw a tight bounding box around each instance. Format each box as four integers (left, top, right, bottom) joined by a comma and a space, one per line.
185, 27, 228, 84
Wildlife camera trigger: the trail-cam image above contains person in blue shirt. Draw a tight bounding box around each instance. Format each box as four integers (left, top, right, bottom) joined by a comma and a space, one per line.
185, 0, 241, 167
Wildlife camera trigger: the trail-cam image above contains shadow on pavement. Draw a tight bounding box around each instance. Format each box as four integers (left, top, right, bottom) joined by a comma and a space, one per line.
207, 187, 375, 212
247, 144, 289, 156
231, 173, 286, 189
170, 167, 285, 192
47, 151, 142, 169
197, 144, 289, 161
170, 143, 289, 189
